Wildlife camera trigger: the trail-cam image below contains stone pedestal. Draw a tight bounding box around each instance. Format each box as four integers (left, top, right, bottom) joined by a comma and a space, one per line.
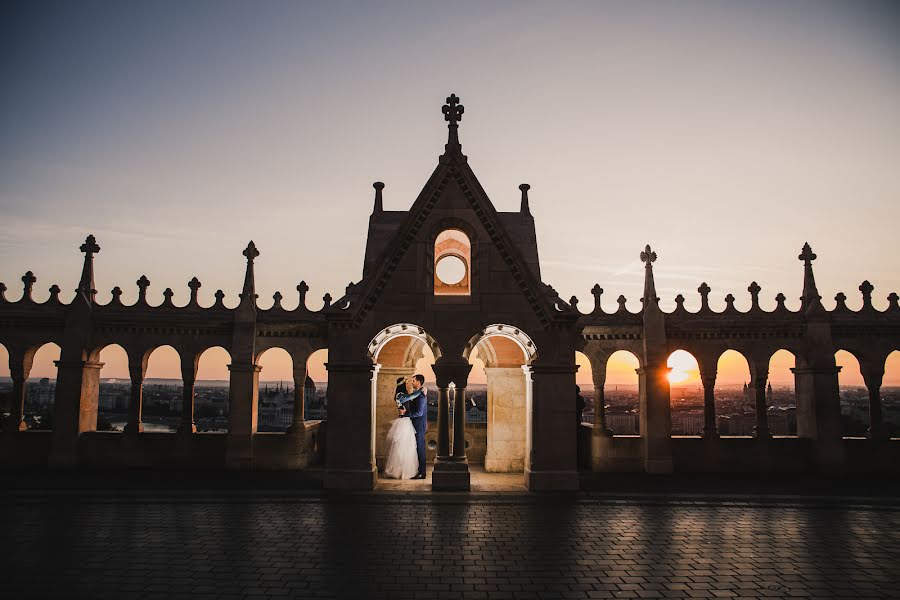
225, 363, 260, 469
525, 363, 579, 490
484, 367, 526, 472
432, 459, 470, 491
48, 359, 103, 467
793, 365, 844, 470
324, 360, 378, 490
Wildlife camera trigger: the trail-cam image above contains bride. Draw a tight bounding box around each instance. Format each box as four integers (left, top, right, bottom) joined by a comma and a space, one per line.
383, 377, 420, 479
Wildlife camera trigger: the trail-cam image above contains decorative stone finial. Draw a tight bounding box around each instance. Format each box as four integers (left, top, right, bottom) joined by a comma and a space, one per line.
724, 293, 736, 312
519, 184, 531, 215
162, 288, 175, 307
748, 282, 761, 310
297, 281, 309, 310
110, 286, 122, 305
834, 292, 848, 311
214, 289, 225, 307
674, 294, 685, 311
136, 275, 150, 304
49, 284, 61, 303
78, 234, 100, 302
591, 284, 603, 314
569, 295, 579, 312
373, 182, 384, 214
775, 292, 787, 311
616, 294, 628, 313
888, 292, 899, 311
240, 241, 259, 303
322, 292, 332, 309
442, 93, 464, 149
859, 280, 874, 310
22, 271, 36, 302
799, 242, 822, 311
188, 277, 202, 305
640, 245, 659, 307
272, 291, 283, 309
698, 282, 711, 311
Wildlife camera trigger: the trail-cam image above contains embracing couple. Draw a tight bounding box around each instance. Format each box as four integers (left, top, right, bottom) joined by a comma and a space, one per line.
383, 374, 427, 480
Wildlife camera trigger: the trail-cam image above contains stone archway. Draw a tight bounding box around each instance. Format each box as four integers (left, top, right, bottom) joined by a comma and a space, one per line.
368, 324, 442, 469
464, 325, 537, 473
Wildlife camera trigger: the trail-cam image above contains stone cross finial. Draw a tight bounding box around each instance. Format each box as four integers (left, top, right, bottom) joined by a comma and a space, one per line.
748, 281, 761, 310
243, 241, 259, 261
725, 293, 736, 311
162, 288, 174, 306
569, 295, 579, 312
698, 282, 711, 311
675, 294, 685, 310
859, 280, 874, 309
519, 184, 531, 215
137, 275, 150, 303
110, 286, 122, 304
297, 281, 309, 310
49, 284, 61, 303
640, 245, 657, 266
188, 277, 201, 305
591, 284, 603, 313
442, 93, 464, 148
272, 291, 283, 309
22, 271, 36, 301
373, 182, 384, 213
640, 244, 659, 307
775, 292, 787, 310
616, 294, 628, 312
322, 293, 332, 309
888, 292, 899, 311
798, 242, 816, 265
214, 289, 225, 307
241, 240, 259, 302
78, 234, 100, 301
80, 234, 100, 255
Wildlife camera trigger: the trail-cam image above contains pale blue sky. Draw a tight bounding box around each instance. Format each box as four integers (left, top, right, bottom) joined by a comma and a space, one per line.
2, 0, 899, 320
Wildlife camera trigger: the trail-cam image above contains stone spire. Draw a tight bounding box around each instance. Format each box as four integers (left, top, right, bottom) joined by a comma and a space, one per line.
78, 234, 100, 303
442, 93, 464, 151
519, 184, 531, 215
372, 182, 384, 214
640, 244, 659, 308
798, 242, 822, 312
240, 241, 259, 303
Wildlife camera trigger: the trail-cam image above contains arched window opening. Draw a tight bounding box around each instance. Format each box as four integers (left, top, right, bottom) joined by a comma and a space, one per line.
667, 350, 701, 436
143, 345, 181, 432
434, 229, 471, 296
603, 351, 640, 435
835, 350, 866, 437
256, 347, 294, 432
196, 347, 231, 433
715, 350, 754, 437
97, 344, 129, 432
884, 351, 900, 439
768, 350, 797, 436
26, 343, 60, 431
575, 351, 593, 425
306, 349, 328, 421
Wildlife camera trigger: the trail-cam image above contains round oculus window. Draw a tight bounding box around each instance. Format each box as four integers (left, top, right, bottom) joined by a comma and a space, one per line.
435, 255, 466, 285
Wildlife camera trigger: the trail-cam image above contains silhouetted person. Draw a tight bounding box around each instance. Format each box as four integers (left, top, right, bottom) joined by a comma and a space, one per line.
575, 385, 586, 425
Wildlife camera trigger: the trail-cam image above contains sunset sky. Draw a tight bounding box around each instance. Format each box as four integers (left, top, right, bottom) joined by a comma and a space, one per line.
2, 1, 899, 386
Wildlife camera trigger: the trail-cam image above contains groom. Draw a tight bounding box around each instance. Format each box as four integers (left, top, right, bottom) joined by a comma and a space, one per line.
398, 374, 428, 479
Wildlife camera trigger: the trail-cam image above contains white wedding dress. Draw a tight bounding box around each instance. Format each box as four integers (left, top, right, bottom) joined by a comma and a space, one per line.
383, 416, 419, 479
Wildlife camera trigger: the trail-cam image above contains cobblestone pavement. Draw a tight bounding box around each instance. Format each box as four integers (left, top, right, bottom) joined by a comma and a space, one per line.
2, 494, 898, 599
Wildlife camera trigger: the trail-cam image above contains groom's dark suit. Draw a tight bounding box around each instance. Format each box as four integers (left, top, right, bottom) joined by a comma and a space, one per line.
399, 387, 427, 477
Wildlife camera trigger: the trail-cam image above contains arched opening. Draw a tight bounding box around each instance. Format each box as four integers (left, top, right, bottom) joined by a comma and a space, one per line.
768, 349, 797, 436
0, 343, 10, 424
603, 350, 641, 435
305, 349, 328, 421
715, 350, 754, 437
835, 350, 866, 437
256, 347, 294, 432
195, 346, 231, 433
26, 342, 60, 431
143, 345, 181, 432
434, 229, 471, 296
884, 351, 900, 439
464, 324, 537, 474
575, 351, 593, 424
97, 344, 129, 432
369, 324, 441, 476
667, 350, 701, 436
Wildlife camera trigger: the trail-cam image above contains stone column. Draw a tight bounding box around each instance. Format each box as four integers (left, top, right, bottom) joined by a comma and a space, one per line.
484, 366, 527, 472
860, 361, 886, 440
792, 364, 844, 469
591, 359, 612, 437
288, 360, 309, 435
526, 362, 580, 490
225, 363, 261, 469
436, 385, 451, 459
699, 367, 718, 439
432, 359, 472, 491
48, 359, 103, 467
124, 355, 145, 434
178, 354, 197, 434
7, 353, 32, 432
751, 366, 771, 439
323, 360, 378, 490
637, 361, 673, 473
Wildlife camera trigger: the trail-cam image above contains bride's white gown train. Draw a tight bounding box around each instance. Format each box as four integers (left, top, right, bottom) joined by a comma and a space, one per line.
383, 417, 419, 479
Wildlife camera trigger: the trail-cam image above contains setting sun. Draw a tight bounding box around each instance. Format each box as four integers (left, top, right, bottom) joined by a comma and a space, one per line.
667, 350, 699, 384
